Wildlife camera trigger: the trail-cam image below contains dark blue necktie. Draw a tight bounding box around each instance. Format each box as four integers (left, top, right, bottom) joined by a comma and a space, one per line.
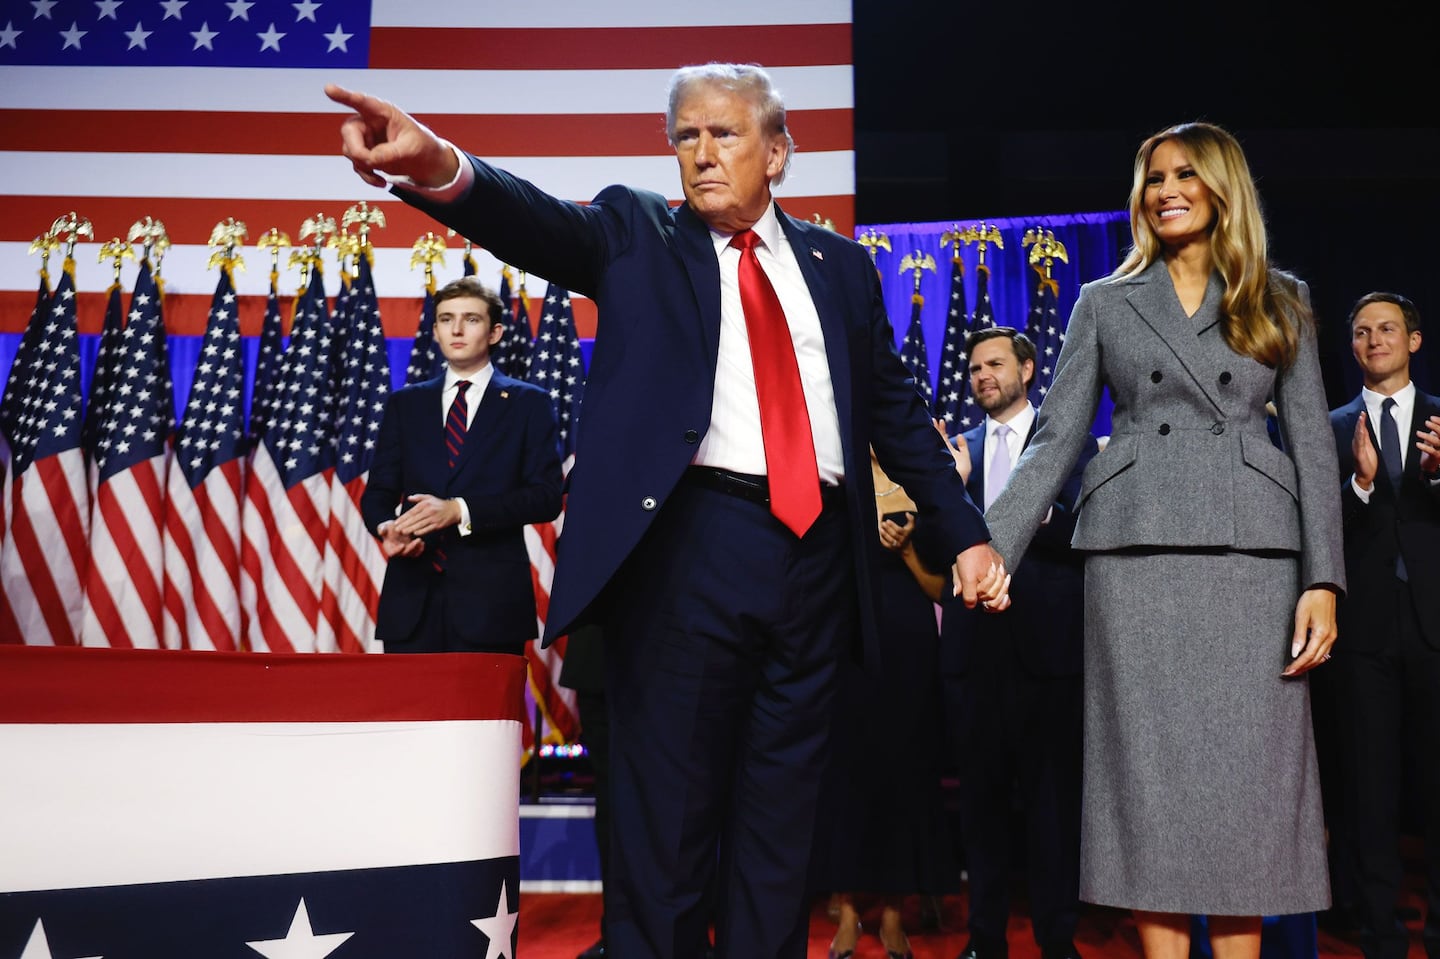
1380, 397, 1408, 581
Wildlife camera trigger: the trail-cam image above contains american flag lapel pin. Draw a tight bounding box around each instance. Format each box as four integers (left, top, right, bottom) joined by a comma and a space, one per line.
500, 391, 510, 399
811, 248, 824, 261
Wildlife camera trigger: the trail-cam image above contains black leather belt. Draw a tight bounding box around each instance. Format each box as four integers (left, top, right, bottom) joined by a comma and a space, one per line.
684, 466, 844, 507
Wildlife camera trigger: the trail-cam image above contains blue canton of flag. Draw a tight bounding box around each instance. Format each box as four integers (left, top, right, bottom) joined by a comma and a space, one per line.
9, 262, 84, 474
246, 267, 287, 451
175, 264, 245, 488
954, 264, 999, 431
0, 273, 52, 449
899, 293, 933, 407
0, 0, 372, 68
526, 286, 586, 457
266, 267, 337, 488
1028, 269, 1064, 405
91, 260, 173, 484
932, 251, 969, 430
332, 253, 388, 485
80, 280, 126, 462
404, 280, 442, 387
492, 269, 531, 380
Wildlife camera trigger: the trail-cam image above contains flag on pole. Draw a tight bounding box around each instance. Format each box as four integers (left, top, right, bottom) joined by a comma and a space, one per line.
403, 276, 442, 387
79, 278, 126, 466
493, 268, 532, 381
932, 239, 970, 431
0, 272, 53, 452
246, 266, 288, 452
240, 264, 338, 653
81, 255, 174, 648
521, 283, 587, 743
0, 258, 89, 645
163, 260, 247, 652
1027, 268, 1064, 405
320, 249, 388, 653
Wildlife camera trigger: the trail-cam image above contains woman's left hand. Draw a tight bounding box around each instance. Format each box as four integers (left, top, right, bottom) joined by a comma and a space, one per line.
1282, 587, 1338, 677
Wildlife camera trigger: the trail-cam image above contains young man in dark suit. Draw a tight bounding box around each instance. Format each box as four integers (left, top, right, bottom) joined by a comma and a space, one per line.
1327, 291, 1440, 959
361, 276, 562, 655
326, 64, 1008, 959
942, 327, 1097, 959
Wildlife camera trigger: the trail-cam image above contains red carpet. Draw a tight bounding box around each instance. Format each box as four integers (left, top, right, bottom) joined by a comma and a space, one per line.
518, 889, 1431, 959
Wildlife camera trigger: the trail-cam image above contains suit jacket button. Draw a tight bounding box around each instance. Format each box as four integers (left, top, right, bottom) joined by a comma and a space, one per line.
684, 430, 699, 444
1211, 422, 1225, 435
641, 496, 658, 511
1158, 423, 1171, 435
1151, 370, 1163, 383
1219, 371, 1233, 385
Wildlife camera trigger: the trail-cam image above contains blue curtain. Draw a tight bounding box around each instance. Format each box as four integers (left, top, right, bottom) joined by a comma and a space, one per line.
860, 210, 1130, 436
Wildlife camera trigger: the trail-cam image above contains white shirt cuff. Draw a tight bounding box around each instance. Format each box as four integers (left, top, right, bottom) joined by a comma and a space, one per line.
385, 141, 474, 203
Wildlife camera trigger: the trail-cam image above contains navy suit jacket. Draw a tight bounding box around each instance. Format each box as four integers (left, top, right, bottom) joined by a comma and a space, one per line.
941, 418, 1096, 677
1329, 390, 1440, 650
360, 368, 562, 648
401, 155, 989, 660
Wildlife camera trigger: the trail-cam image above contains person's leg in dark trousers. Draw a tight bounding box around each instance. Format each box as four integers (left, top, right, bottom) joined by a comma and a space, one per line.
1020, 673, 1083, 959
602, 482, 852, 959
1396, 592, 1440, 959
947, 650, 1014, 959
578, 686, 611, 958
1339, 583, 1411, 959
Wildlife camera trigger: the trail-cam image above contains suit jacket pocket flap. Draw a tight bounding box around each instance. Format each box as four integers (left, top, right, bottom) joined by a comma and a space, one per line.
1078, 432, 1137, 506
1240, 432, 1298, 499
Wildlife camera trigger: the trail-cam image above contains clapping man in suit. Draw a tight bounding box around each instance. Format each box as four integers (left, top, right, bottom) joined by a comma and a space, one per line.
941, 327, 1097, 959
1327, 291, 1440, 959
326, 62, 1008, 959
360, 276, 563, 655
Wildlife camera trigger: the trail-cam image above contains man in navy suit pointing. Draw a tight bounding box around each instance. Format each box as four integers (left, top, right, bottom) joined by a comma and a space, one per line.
328, 63, 1008, 959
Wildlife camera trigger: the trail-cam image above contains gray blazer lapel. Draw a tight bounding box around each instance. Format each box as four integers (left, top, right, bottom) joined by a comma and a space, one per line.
1124, 261, 1225, 413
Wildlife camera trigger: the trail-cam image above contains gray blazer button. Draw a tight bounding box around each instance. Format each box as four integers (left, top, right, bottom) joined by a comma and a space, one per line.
1218, 371, 1233, 385
1151, 371, 1163, 383
684, 430, 699, 443
1158, 423, 1171, 435
1211, 422, 1225, 435
641, 496, 658, 511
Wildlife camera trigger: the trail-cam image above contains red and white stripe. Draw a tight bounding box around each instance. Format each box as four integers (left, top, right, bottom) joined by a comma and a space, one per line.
319, 473, 385, 655
239, 445, 330, 653
80, 455, 168, 648
0, 450, 88, 645
163, 458, 244, 652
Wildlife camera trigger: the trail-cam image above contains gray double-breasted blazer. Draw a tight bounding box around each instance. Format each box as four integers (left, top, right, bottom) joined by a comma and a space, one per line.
985, 260, 1345, 594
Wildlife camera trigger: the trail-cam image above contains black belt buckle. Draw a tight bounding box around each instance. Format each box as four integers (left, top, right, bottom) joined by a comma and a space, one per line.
687, 467, 770, 505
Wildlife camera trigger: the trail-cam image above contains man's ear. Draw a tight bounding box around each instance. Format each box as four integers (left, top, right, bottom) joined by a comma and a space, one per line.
1410, 330, 1422, 355
489, 322, 505, 345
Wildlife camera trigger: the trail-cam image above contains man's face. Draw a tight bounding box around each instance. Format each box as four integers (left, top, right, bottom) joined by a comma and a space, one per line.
969, 336, 1032, 420
1351, 300, 1419, 387
433, 295, 502, 372
672, 86, 787, 234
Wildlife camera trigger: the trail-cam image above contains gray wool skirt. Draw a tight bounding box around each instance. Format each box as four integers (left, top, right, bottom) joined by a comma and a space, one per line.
1078, 549, 1330, 916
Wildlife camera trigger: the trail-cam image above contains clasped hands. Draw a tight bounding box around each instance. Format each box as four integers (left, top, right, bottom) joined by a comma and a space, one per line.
954, 542, 1011, 612
376, 494, 462, 558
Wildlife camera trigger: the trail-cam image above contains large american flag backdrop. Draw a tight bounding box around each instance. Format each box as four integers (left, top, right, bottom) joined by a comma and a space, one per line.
0, 2, 856, 747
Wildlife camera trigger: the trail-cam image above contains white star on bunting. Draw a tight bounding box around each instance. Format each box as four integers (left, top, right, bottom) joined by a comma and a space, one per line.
245, 898, 354, 959
17, 920, 103, 959
471, 881, 519, 959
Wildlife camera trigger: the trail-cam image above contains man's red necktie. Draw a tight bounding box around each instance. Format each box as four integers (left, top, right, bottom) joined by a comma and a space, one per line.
730, 229, 822, 537
433, 380, 471, 571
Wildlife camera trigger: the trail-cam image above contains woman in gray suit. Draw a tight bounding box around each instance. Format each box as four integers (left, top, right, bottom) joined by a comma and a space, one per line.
981, 122, 1345, 959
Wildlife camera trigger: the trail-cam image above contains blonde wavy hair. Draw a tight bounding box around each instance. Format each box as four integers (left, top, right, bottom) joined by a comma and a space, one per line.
1111, 121, 1309, 369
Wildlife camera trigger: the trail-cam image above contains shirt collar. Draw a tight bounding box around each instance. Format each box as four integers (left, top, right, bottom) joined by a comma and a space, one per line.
445, 362, 495, 396
710, 203, 781, 258
987, 402, 1036, 440
1362, 380, 1415, 414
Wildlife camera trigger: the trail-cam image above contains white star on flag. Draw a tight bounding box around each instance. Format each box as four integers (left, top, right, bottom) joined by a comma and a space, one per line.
245, 898, 354, 959
257, 21, 285, 50
59, 21, 85, 48
18, 920, 102, 959
471, 881, 519, 959
292, 0, 321, 22
226, 0, 254, 19
323, 23, 351, 51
